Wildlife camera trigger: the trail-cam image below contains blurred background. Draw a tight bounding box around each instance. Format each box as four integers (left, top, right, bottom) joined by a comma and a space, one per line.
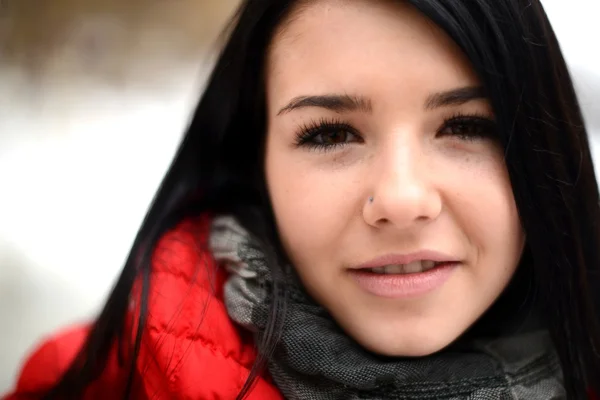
0, 0, 598, 392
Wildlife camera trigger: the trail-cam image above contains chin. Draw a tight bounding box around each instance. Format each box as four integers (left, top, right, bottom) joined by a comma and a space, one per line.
355, 330, 459, 358
366, 343, 447, 358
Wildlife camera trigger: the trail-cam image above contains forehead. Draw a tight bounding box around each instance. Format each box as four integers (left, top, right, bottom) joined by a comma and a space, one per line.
266, 0, 479, 109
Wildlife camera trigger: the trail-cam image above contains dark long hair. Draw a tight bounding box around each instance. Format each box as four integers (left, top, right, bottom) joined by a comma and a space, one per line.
43, 0, 600, 398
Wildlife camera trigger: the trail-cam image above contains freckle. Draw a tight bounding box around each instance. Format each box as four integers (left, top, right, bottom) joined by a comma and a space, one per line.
332, 154, 347, 169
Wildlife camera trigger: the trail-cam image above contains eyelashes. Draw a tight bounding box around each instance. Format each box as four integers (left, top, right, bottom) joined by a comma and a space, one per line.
293, 113, 497, 152
294, 118, 363, 151
438, 113, 497, 141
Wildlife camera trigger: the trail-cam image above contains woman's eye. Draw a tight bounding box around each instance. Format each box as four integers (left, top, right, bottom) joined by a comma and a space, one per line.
313, 130, 357, 145
438, 117, 496, 141
295, 121, 362, 151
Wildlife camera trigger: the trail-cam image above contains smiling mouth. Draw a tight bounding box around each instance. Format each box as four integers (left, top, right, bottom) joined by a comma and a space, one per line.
366, 260, 447, 275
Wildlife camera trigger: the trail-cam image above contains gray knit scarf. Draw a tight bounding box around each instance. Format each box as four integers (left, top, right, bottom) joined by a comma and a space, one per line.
209, 215, 565, 399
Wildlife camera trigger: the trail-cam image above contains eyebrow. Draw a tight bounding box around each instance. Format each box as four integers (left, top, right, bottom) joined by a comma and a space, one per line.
276, 86, 487, 116
424, 86, 487, 110
277, 94, 372, 115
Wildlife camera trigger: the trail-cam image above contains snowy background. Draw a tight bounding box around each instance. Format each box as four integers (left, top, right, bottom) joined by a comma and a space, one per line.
0, 0, 598, 392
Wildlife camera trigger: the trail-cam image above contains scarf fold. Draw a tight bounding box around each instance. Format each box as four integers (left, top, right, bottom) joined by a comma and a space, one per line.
209, 215, 565, 399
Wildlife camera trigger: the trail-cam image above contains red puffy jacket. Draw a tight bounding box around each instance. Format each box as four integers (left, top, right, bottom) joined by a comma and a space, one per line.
3, 215, 283, 399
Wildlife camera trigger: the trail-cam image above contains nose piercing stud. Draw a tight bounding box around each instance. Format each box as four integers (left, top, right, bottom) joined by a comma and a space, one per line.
369, 196, 374, 203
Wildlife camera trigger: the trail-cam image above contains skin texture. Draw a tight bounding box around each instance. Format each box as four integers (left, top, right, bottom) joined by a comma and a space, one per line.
264, 0, 525, 357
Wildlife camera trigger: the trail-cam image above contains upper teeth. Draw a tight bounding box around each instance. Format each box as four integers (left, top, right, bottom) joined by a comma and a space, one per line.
371, 261, 437, 274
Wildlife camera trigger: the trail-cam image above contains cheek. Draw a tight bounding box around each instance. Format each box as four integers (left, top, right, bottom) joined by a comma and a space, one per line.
446, 155, 523, 266
265, 143, 362, 266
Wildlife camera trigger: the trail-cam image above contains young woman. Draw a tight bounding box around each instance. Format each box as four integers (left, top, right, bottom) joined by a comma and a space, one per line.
6, 0, 600, 399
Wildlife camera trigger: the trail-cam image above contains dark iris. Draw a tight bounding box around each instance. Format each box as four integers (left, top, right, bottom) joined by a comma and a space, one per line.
317, 130, 352, 145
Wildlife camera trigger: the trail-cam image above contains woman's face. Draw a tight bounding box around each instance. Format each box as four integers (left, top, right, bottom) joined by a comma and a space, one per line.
264, 0, 525, 357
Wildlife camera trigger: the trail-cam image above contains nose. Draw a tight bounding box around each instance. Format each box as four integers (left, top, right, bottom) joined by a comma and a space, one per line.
363, 141, 442, 230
